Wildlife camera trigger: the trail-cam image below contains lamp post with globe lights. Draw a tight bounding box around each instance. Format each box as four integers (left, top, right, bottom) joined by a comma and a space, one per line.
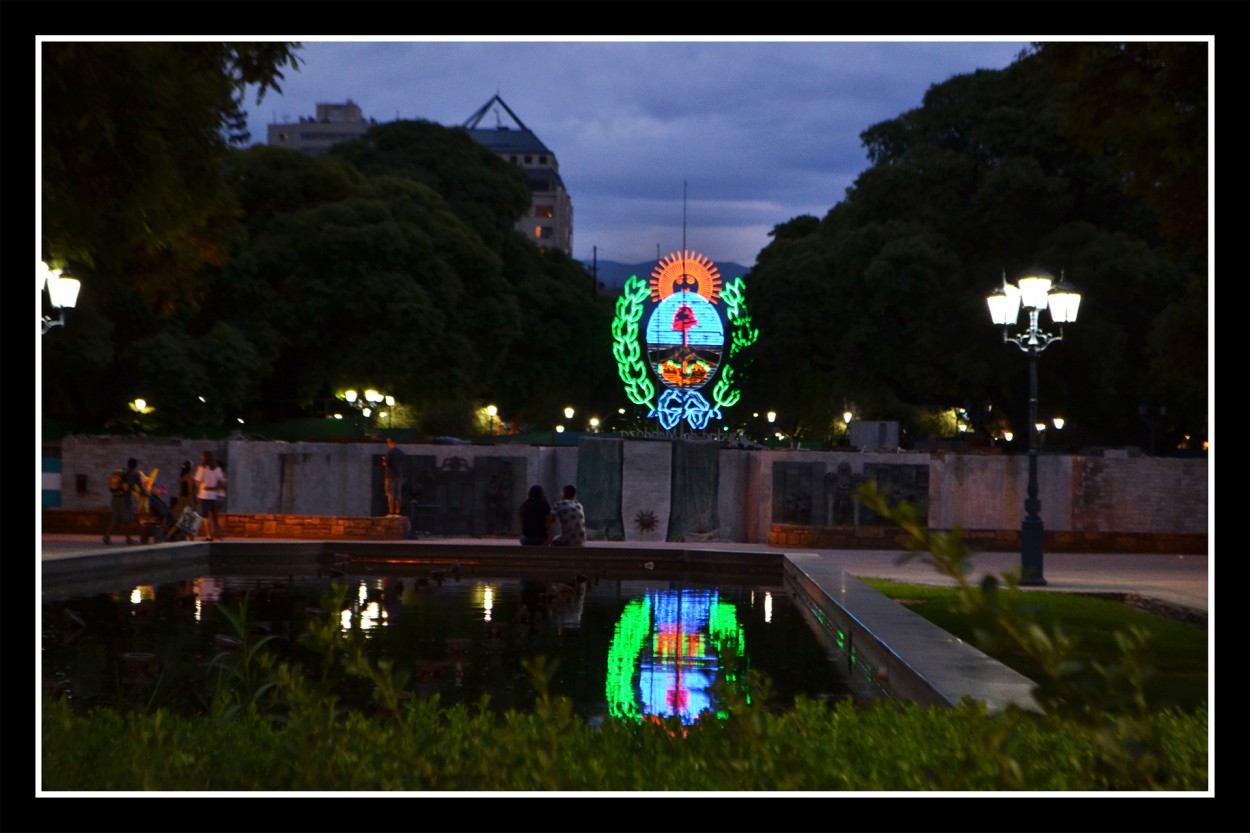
40, 261, 81, 334
986, 269, 1081, 586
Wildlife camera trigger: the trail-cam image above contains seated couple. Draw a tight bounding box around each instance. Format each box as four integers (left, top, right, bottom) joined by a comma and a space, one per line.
518, 484, 585, 547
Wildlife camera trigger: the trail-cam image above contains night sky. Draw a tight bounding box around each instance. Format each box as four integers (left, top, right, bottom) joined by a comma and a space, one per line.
241, 37, 1031, 268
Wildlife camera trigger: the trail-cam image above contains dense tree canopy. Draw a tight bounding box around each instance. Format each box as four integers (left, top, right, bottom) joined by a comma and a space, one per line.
42, 42, 1206, 449
42, 110, 618, 438
330, 120, 533, 251
41, 42, 301, 306
744, 45, 1207, 451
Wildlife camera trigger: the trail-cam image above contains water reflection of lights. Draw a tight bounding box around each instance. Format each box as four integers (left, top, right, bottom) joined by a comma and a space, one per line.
482, 585, 494, 622
360, 601, 382, 631
763, 591, 773, 624
129, 586, 155, 605
357, 581, 368, 607
339, 609, 352, 632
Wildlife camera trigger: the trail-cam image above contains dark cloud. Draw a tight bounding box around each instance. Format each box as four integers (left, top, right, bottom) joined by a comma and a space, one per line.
247, 39, 1028, 267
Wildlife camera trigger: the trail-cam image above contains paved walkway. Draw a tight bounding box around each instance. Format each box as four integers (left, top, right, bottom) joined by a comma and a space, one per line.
40, 534, 1210, 617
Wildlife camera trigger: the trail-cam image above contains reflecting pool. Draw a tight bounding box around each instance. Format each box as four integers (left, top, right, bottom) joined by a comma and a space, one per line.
42, 565, 850, 724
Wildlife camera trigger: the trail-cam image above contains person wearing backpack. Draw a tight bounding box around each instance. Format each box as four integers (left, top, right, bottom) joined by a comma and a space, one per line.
194, 450, 226, 542
103, 457, 145, 545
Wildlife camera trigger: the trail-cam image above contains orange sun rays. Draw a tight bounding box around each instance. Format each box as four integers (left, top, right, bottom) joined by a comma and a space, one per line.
649, 251, 722, 303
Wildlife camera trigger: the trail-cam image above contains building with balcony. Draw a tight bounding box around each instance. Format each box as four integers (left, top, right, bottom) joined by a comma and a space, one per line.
462, 95, 574, 256
265, 95, 573, 257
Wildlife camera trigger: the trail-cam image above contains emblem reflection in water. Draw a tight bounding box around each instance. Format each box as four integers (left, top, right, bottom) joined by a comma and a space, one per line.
605, 588, 750, 724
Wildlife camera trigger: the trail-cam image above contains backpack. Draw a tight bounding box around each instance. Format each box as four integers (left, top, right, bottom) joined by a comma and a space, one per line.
109, 469, 128, 495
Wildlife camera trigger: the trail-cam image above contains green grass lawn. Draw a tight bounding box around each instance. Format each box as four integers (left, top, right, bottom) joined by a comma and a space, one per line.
861, 579, 1209, 714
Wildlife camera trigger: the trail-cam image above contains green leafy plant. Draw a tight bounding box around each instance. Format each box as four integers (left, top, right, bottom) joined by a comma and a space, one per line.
854, 480, 1196, 789
206, 592, 280, 719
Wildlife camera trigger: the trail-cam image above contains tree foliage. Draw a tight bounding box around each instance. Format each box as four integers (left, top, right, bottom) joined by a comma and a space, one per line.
42, 108, 620, 437
329, 120, 533, 250
41, 42, 301, 302
745, 47, 1206, 449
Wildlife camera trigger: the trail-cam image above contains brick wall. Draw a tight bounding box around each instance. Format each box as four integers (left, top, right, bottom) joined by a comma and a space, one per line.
768, 523, 1207, 554
42, 509, 408, 541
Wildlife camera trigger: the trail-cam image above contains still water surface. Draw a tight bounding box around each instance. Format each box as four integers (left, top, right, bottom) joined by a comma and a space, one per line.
42, 566, 850, 724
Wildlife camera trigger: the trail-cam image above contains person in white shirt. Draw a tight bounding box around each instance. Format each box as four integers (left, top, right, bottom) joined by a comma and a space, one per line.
194, 450, 227, 541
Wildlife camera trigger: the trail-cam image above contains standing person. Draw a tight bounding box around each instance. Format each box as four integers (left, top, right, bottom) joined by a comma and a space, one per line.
194, 451, 226, 541
545, 484, 586, 547
518, 485, 551, 546
103, 457, 145, 545
383, 437, 406, 517
178, 460, 196, 509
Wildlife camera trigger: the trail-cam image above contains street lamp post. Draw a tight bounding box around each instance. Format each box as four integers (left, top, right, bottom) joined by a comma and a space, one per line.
40, 261, 81, 334
987, 269, 1081, 587
340, 388, 391, 433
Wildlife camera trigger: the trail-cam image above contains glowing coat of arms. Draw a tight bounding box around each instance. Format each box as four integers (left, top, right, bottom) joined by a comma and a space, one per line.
612, 251, 757, 431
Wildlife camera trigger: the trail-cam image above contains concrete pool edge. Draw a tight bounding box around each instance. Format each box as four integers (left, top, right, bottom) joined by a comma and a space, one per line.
781, 552, 1041, 713
42, 539, 1041, 713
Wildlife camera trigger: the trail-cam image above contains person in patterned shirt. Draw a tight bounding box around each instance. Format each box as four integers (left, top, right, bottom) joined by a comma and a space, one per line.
545, 485, 585, 547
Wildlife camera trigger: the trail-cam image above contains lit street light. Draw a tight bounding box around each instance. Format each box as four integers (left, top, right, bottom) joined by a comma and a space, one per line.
987, 268, 1081, 586
340, 388, 392, 431
40, 261, 81, 334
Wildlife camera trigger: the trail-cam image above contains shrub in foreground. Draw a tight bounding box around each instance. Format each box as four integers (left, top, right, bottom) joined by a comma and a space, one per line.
41, 694, 1207, 792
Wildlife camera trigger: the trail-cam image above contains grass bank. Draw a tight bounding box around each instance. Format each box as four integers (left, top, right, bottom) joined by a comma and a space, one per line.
861, 579, 1209, 713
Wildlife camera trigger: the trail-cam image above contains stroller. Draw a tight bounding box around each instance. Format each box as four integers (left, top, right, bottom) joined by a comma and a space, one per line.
140, 494, 201, 543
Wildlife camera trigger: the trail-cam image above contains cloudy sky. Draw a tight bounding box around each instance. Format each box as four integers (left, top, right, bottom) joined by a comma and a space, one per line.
244, 38, 1030, 269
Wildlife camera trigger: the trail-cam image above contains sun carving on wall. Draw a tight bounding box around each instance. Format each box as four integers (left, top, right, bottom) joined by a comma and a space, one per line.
634, 509, 659, 533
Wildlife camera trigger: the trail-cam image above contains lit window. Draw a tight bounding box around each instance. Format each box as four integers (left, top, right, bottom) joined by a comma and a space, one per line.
536, 226, 554, 240
535, 205, 554, 218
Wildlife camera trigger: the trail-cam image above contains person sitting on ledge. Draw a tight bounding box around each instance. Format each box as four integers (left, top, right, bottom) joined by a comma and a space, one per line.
519, 484, 550, 546
545, 484, 585, 547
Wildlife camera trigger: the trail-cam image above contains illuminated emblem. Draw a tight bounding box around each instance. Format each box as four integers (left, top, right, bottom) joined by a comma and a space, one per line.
612, 251, 757, 431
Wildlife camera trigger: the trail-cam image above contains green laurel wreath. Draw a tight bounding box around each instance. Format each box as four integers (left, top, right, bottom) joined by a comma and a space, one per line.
612, 276, 656, 410
711, 277, 759, 411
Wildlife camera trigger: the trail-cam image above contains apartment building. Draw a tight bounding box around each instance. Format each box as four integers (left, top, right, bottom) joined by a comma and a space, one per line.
462, 95, 574, 256
266, 100, 375, 156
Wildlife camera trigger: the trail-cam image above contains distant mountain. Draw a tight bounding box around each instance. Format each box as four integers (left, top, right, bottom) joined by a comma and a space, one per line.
582, 259, 753, 289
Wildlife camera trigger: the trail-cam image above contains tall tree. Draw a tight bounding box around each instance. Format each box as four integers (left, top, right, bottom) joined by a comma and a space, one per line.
747, 48, 1201, 448
329, 120, 532, 251
41, 41, 301, 305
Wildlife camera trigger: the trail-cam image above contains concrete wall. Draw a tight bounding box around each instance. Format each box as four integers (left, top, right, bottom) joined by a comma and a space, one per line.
52, 437, 1208, 542
58, 437, 578, 521
57, 437, 230, 513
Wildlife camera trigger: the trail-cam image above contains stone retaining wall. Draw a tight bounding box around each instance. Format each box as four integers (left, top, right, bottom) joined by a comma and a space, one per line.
768, 523, 1207, 554
48, 436, 1208, 547
42, 509, 408, 541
